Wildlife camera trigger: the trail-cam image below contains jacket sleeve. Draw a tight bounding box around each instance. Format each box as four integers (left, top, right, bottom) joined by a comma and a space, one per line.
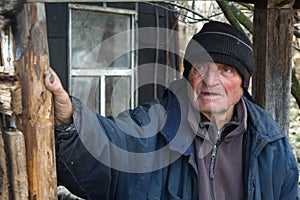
280, 144, 299, 200
55, 96, 167, 199
55, 97, 123, 199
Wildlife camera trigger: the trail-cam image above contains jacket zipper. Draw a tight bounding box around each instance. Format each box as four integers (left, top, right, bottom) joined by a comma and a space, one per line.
209, 130, 221, 200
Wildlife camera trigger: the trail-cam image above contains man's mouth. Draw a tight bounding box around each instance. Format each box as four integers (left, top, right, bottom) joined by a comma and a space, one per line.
199, 91, 222, 99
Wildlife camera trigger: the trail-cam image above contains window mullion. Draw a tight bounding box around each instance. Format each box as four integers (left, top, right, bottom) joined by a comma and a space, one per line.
100, 75, 106, 116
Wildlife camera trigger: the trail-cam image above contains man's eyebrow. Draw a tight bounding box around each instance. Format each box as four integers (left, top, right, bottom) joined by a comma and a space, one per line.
217, 64, 237, 71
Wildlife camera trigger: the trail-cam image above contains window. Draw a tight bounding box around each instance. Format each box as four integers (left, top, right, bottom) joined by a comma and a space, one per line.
68, 3, 136, 116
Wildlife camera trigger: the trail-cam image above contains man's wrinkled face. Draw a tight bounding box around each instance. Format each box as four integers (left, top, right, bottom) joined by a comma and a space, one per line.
187, 62, 244, 119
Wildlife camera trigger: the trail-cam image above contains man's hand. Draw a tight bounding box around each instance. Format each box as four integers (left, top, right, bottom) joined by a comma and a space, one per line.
45, 68, 73, 126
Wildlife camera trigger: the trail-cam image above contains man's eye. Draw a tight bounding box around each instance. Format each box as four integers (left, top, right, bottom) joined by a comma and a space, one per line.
223, 67, 232, 73
194, 64, 207, 72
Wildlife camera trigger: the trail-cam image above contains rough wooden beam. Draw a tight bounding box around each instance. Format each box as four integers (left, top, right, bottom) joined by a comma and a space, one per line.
0, 133, 9, 200
0, 28, 15, 69
252, 7, 294, 134
267, 0, 295, 8
14, 3, 56, 199
0, 29, 22, 116
0, 81, 22, 115
255, 0, 296, 8
3, 130, 28, 200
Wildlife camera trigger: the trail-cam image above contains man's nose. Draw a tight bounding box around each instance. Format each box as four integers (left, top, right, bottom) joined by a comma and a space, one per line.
203, 67, 220, 86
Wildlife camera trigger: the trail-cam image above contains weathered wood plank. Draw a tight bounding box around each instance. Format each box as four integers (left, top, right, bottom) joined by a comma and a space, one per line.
252, 8, 294, 134
0, 133, 10, 200
267, 0, 295, 8
0, 81, 22, 115
14, 3, 57, 199
3, 130, 28, 200
254, 0, 297, 8
0, 28, 15, 71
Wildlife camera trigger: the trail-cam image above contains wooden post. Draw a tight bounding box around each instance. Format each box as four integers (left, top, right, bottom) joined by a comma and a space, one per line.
253, 0, 294, 134
3, 130, 28, 200
14, 3, 57, 199
0, 133, 9, 199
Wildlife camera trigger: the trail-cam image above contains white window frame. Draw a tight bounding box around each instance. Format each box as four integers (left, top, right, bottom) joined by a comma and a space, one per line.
68, 3, 137, 116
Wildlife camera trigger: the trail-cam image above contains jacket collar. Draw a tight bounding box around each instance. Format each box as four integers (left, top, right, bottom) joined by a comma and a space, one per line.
242, 96, 286, 162
243, 96, 285, 143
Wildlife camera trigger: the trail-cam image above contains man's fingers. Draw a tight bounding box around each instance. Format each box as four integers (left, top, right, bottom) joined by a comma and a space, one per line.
44, 67, 73, 125
49, 73, 55, 84
45, 72, 56, 92
44, 68, 64, 94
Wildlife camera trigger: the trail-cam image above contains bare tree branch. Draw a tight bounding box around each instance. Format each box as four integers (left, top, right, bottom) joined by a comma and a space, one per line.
217, 1, 244, 32
294, 29, 300, 38
238, 2, 254, 10
230, 3, 253, 34
292, 68, 300, 107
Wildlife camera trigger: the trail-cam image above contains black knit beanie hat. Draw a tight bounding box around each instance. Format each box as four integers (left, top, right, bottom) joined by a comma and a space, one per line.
183, 21, 254, 90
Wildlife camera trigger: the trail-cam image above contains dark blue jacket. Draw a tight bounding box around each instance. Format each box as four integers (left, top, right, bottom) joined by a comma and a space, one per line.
56, 79, 299, 200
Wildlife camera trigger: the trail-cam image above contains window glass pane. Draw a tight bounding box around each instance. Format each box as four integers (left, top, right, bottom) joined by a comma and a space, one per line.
105, 76, 131, 116
71, 77, 100, 112
70, 8, 132, 70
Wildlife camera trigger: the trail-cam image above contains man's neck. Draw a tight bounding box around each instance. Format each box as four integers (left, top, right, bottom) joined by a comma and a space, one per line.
202, 107, 235, 131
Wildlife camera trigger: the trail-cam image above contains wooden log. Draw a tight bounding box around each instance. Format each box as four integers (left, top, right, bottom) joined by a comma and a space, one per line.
0, 81, 22, 115
254, 0, 297, 8
0, 133, 10, 200
0, 28, 15, 74
0, 27, 22, 116
14, 3, 57, 199
252, 7, 294, 134
267, 0, 295, 8
3, 130, 28, 200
